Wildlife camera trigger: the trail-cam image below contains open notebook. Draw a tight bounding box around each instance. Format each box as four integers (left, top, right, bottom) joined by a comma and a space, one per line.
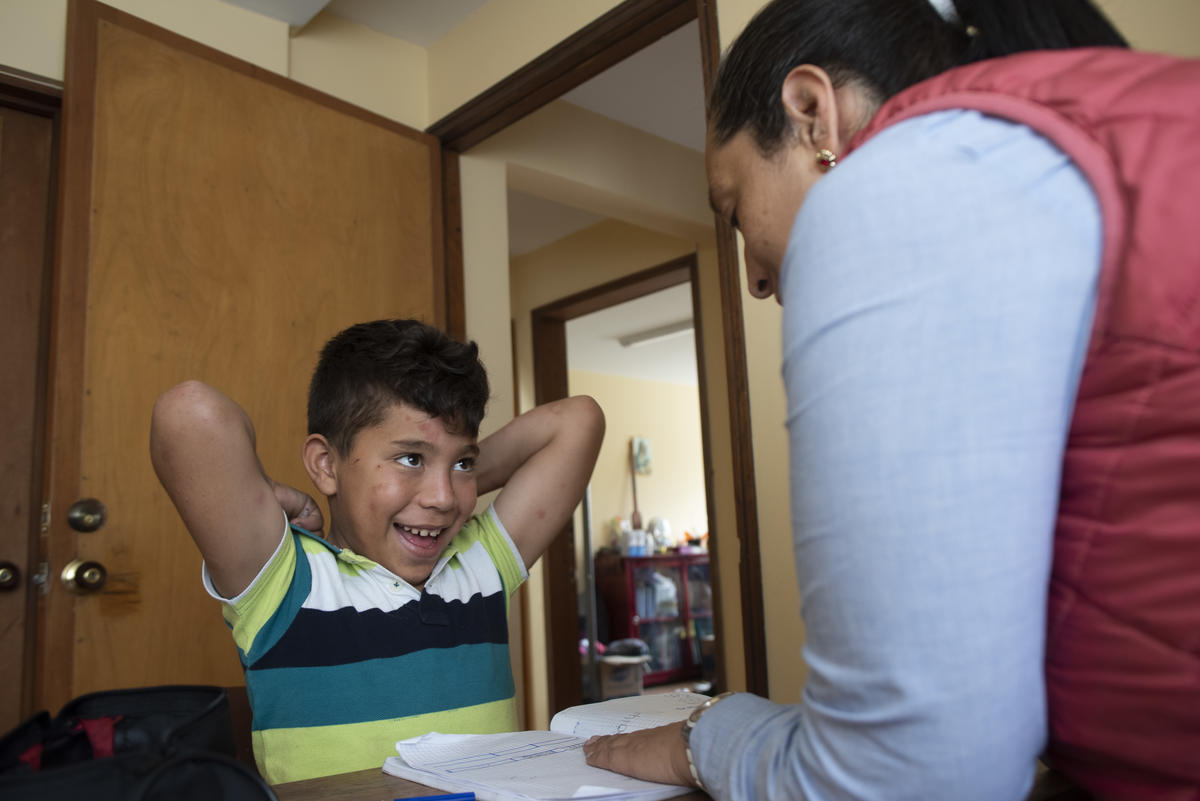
382, 691, 709, 801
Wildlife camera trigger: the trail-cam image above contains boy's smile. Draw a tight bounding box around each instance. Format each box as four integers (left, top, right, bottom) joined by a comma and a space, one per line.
322, 402, 479, 587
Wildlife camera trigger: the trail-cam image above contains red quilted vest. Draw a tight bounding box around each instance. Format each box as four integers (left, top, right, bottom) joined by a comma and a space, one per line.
846, 49, 1200, 800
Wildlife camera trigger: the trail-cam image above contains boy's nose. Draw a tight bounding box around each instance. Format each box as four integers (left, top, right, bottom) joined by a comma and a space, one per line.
418, 471, 455, 511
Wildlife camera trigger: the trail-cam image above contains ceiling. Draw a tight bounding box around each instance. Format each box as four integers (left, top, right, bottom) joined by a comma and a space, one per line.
566, 284, 698, 387
219, 0, 704, 386
506, 189, 603, 259
322, 0, 489, 46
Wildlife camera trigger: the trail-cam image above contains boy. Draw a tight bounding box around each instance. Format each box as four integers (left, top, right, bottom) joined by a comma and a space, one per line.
150, 319, 604, 784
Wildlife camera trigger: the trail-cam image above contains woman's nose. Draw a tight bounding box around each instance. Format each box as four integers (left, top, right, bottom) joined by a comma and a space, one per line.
744, 248, 774, 300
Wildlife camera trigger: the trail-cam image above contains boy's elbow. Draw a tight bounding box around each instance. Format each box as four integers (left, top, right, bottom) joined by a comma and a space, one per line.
154, 381, 217, 429
568, 395, 605, 438
151, 381, 243, 456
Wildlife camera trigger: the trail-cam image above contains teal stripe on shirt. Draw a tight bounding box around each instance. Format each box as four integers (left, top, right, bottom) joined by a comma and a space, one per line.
248, 641, 515, 730
240, 531, 313, 665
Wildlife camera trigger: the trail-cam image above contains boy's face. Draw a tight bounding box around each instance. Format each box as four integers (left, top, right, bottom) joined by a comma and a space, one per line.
328, 401, 479, 587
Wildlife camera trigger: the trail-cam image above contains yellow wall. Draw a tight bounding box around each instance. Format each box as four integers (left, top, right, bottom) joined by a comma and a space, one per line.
1096, 0, 1200, 56
568, 369, 708, 553
0, 0, 69, 81
289, 12, 429, 127
0, 0, 289, 78
426, 0, 621, 122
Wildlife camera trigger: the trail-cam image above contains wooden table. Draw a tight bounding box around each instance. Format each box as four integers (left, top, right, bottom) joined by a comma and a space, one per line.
272, 767, 710, 800
273, 767, 439, 800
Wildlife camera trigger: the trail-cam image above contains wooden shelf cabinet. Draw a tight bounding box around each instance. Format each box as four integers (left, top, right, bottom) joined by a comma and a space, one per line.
595, 552, 713, 686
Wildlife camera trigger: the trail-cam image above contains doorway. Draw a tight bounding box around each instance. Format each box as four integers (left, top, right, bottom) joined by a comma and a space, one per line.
531, 256, 718, 705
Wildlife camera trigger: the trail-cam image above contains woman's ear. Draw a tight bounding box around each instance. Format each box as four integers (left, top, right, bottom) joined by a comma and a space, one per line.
302, 434, 338, 497
780, 64, 842, 154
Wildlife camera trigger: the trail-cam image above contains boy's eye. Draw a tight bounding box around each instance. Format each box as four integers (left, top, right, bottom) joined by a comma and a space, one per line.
453, 457, 475, 472
396, 454, 422, 468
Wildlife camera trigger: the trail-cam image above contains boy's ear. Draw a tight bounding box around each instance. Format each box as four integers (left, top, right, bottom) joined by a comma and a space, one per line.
302, 434, 339, 497
779, 64, 841, 154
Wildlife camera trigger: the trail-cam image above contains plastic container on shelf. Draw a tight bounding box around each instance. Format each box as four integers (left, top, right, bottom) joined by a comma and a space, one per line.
625, 527, 647, 556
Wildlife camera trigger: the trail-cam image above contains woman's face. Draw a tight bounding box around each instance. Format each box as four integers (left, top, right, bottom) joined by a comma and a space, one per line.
706, 128, 823, 304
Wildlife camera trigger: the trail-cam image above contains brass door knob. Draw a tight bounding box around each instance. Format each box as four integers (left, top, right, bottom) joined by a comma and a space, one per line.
67, 498, 107, 532
61, 559, 107, 593
0, 561, 19, 591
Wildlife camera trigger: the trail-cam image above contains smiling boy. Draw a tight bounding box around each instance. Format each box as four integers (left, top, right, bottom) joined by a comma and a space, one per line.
150, 319, 604, 784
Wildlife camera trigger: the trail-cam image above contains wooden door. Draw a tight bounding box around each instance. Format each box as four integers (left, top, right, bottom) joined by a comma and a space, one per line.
0, 92, 57, 731
39, 1, 445, 712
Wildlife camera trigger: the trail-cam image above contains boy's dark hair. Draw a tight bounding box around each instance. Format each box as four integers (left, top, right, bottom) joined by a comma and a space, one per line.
710, 0, 1129, 155
307, 319, 489, 455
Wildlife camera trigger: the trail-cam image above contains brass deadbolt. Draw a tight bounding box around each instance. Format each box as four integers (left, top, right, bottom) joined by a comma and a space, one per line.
61, 559, 107, 593
0, 562, 19, 591
67, 498, 107, 532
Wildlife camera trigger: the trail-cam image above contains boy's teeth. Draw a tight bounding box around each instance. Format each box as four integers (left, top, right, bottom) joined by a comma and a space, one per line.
403, 525, 438, 538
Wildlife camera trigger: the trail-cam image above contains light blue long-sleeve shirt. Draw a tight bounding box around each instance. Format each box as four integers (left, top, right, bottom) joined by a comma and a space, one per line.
689, 109, 1102, 801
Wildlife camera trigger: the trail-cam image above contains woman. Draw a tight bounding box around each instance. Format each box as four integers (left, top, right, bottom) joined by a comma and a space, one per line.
583, 1, 1200, 799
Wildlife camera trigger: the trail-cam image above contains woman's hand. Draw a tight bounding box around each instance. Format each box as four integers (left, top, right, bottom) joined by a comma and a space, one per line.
271, 480, 323, 532
583, 722, 695, 788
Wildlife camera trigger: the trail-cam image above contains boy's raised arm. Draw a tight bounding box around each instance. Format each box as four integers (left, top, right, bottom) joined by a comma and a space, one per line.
150, 380, 320, 598
477, 395, 605, 569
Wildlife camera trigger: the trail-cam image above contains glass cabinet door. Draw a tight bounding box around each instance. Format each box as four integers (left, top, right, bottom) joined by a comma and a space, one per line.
632, 563, 684, 674
686, 560, 714, 667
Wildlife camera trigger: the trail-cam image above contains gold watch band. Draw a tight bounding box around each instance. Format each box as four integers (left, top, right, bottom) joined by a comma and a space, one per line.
680, 691, 735, 791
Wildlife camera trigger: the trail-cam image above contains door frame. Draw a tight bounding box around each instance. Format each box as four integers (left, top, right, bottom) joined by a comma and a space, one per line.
429, 0, 769, 713
0, 65, 62, 725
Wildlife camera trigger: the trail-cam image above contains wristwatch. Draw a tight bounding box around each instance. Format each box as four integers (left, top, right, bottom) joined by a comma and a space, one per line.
680, 691, 734, 791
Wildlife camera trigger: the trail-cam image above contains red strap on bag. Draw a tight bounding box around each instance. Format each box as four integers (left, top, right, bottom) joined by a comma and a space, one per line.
76, 715, 122, 759
18, 743, 43, 772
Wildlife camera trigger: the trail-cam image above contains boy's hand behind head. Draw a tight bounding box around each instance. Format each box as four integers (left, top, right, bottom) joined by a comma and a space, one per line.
271, 480, 323, 532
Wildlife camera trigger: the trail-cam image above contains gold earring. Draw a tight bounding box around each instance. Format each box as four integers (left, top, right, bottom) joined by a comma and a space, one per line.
817, 149, 838, 169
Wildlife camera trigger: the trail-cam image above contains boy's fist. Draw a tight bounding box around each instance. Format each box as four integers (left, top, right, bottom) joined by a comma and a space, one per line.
272, 480, 324, 532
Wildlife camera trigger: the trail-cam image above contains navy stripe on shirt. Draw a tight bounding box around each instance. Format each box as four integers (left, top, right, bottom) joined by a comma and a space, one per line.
248, 587, 509, 670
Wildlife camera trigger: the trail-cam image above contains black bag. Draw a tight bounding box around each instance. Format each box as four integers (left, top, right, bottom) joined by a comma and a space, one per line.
0, 685, 277, 801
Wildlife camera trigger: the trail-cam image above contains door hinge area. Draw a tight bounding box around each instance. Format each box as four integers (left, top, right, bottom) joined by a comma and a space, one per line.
35, 503, 52, 594
31, 562, 50, 595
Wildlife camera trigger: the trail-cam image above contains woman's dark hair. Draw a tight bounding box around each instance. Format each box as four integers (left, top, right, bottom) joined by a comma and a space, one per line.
710, 0, 1129, 153
308, 319, 490, 454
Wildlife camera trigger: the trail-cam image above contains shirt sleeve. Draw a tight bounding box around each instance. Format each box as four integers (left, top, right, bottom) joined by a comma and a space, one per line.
689, 109, 1101, 801
201, 509, 296, 656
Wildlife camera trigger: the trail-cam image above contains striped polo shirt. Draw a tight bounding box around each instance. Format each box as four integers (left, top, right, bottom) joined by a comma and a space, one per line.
202, 504, 527, 784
